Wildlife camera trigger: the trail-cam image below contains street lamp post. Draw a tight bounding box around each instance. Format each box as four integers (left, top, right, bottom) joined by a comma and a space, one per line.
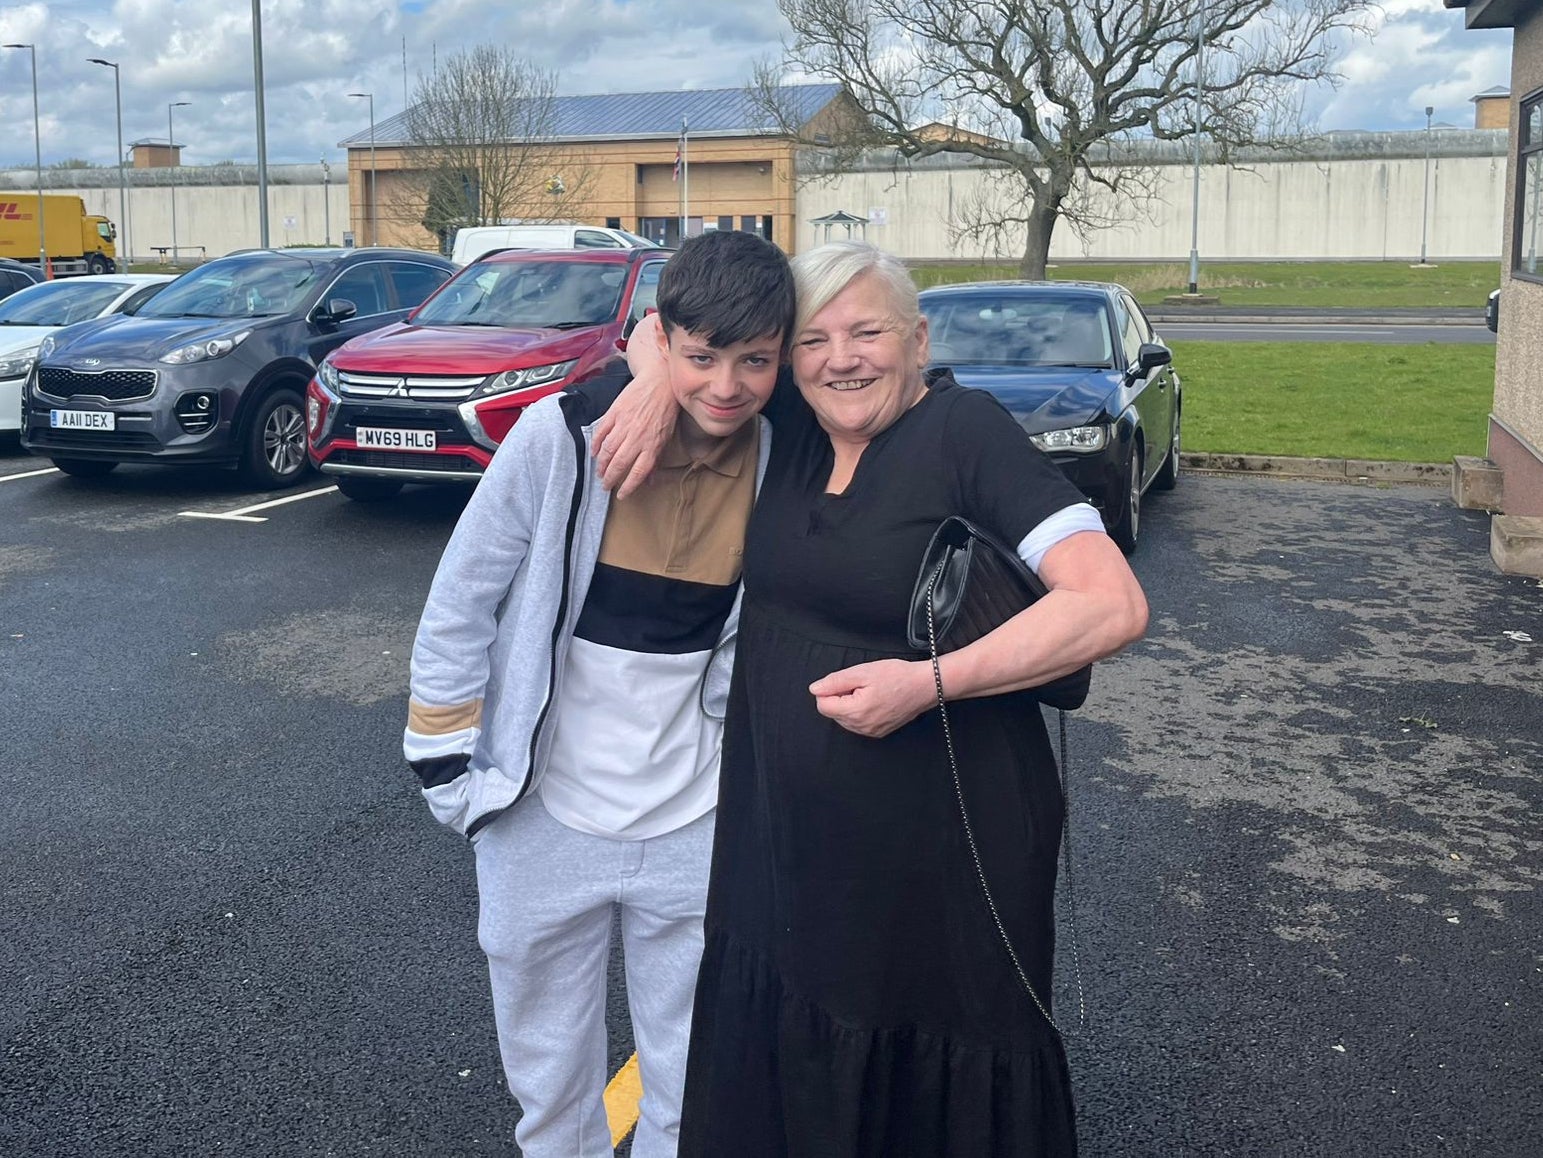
1186, 3, 1206, 296
3, 43, 46, 275
252, 0, 270, 248
87, 57, 129, 269
348, 92, 376, 246
168, 101, 190, 264
321, 158, 331, 244
1420, 105, 1435, 266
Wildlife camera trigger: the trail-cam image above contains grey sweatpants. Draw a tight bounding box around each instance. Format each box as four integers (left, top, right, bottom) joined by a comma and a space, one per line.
474, 797, 714, 1158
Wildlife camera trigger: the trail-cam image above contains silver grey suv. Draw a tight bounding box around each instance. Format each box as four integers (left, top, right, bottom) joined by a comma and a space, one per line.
21, 247, 455, 487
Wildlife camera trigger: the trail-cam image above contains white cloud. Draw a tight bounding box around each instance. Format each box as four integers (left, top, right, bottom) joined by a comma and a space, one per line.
1312, 0, 1512, 131
0, 0, 1517, 170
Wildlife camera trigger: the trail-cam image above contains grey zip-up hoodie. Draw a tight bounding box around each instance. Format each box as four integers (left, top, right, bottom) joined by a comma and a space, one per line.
404, 379, 771, 839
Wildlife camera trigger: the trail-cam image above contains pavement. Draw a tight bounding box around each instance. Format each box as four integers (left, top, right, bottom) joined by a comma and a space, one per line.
1071, 472, 1541, 1156
0, 449, 1538, 1156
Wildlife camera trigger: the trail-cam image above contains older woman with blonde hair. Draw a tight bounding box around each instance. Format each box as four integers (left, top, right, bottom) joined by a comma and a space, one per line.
597, 240, 1147, 1156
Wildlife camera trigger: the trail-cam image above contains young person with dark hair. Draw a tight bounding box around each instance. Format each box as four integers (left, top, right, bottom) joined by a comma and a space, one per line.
404, 230, 795, 1158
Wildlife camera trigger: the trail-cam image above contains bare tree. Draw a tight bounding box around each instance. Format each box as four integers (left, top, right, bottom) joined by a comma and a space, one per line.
759, 0, 1373, 277
391, 46, 595, 251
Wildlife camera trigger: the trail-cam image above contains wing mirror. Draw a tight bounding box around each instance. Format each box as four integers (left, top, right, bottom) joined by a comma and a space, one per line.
1135, 342, 1172, 375
317, 299, 358, 326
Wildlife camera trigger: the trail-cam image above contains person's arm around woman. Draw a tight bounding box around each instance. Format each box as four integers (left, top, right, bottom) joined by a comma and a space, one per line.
809, 529, 1148, 738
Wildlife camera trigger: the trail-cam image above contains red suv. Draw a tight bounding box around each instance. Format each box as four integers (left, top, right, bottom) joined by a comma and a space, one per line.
307, 247, 668, 500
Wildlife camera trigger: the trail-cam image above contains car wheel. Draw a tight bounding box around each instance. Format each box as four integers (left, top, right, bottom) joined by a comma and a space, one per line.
51, 457, 118, 478
1153, 402, 1180, 492
241, 387, 311, 489
86, 253, 111, 276
1109, 443, 1142, 555
335, 475, 405, 502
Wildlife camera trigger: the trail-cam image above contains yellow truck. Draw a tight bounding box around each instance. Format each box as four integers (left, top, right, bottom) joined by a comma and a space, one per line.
0, 193, 118, 276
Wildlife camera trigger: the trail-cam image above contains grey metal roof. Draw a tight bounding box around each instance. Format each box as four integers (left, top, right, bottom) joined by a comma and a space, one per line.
339, 83, 843, 148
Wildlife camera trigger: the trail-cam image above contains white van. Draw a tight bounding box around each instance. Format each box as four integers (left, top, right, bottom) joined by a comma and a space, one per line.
450, 224, 657, 266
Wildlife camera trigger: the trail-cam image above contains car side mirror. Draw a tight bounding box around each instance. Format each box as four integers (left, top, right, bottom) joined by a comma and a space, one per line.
1136, 342, 1172, 374
317, 298, 358, 326
1486, 289, 1499, 334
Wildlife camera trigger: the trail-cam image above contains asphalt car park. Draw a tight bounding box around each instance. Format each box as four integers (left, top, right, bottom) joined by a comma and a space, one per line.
1, 434, 1539, 1156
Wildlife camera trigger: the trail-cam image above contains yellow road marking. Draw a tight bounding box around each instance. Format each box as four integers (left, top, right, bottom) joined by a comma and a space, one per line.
603, 1052, 643, 1146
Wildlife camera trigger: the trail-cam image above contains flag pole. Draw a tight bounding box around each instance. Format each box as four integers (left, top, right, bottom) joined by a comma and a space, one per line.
682, 117, 689, 241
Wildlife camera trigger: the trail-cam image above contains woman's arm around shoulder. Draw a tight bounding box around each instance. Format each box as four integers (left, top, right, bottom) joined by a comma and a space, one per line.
591, 312, 677, 498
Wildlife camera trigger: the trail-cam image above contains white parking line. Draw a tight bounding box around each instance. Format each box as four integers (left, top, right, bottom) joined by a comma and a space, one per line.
179, 485, 338, 524
180, 511, 270, 524
0, 466, 62, 483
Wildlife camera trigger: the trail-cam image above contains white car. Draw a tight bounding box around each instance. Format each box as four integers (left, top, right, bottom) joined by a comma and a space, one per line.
0, 274, 174, 432
449, 224, 658, 265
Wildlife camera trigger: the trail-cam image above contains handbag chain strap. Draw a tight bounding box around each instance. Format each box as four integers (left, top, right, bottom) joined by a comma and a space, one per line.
925, 560, 1086, 1036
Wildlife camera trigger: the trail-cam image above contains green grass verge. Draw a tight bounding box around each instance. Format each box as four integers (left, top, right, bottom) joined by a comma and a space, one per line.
909, 260, 1501, 309
1172, 340, 1493, 462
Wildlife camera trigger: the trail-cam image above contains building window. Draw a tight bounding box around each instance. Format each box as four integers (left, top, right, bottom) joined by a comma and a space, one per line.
1516, 92, 1543, 276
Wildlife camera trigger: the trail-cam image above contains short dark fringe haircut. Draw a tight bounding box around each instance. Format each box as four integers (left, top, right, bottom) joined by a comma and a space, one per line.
656, 230, 796, 358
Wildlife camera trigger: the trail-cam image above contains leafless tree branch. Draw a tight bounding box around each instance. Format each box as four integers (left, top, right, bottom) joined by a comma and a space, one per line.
764, 0, 1374, 276
396, 46, 597, 251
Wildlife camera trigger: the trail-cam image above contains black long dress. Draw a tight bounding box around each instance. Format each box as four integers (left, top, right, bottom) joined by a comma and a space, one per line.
678, 371, 1089, 1157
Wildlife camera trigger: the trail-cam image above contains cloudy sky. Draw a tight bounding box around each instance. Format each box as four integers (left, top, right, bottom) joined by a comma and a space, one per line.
0, 0, 1515, 169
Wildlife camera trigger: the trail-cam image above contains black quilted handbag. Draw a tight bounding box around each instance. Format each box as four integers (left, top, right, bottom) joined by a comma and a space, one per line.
906, 516, 1091, 710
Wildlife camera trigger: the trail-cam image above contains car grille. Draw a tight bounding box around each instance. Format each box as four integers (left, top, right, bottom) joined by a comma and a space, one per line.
38, 366, 157, 402
330, 449, 483, 473
29, 428, 161, 450
337, 370, 484, 401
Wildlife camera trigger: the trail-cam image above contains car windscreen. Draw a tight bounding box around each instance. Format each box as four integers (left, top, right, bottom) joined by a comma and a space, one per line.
413, 260, 627, 328
0, 280, 127, 327
136, 253, 322, 319
617, 230, 659, 248
921, 294, 1114, 367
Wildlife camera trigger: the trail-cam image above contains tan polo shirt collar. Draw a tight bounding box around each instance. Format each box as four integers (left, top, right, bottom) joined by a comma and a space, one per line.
655, 420, 758, 478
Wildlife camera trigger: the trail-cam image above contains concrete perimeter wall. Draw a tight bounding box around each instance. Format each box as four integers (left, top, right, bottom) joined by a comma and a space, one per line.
0, 164, 350, 264
795, 129, 1510, 262
0, 129, 1512, 265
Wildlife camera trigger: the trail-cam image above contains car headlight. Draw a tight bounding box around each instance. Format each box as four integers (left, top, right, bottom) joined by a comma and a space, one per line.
0, 346, 39, 379
477, 359, 578, 398
160, 330, 252, 365
37, 335, 57, 360
1029, 425, 1110, 453
317, 358, 340, 392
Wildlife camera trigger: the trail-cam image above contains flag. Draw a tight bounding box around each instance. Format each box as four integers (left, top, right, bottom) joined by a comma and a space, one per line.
673, 118, 687, 183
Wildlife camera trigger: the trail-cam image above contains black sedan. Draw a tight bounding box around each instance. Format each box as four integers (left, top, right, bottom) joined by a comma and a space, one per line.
21, 247, 456, 487
0, 256, 47, 302
919, 281, 1181, 553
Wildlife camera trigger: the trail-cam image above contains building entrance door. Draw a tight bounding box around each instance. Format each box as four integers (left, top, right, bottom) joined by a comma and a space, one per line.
640, 216, 771, 247
640, 217, 702, 247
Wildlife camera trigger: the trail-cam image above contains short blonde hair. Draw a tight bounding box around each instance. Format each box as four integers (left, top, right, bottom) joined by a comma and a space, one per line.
790, 241, 918, 336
